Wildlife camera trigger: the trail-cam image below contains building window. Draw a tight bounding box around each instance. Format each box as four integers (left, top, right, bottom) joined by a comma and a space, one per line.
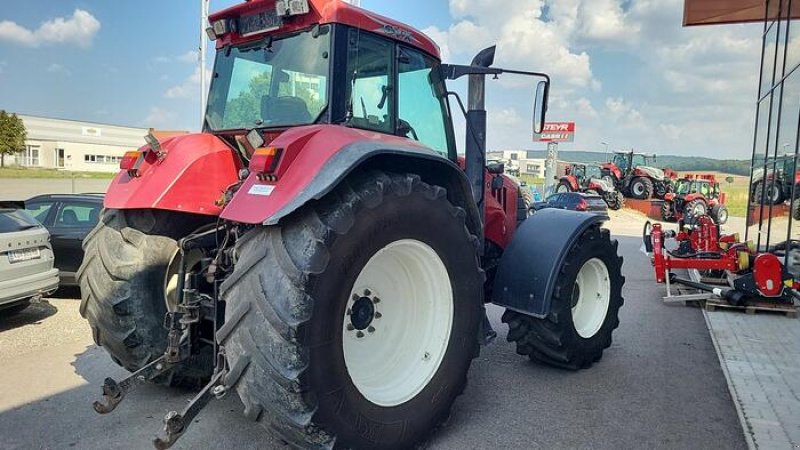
510, 154, 518, 160
84, 154, 121, 164
23, 145, 40, 167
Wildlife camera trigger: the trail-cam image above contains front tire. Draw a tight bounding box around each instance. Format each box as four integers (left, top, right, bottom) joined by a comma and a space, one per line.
685, 199, 708, 219
219, 171, 482, 449
502, 225, 624, 370
711, 204, 729, 224
661, 201, 676, 221
77, 209, 213, 385
605, 192, 623, 210
629, 177, 653, 200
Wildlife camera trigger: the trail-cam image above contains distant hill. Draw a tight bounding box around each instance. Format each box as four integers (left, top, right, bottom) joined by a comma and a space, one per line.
524, 150, 751, 176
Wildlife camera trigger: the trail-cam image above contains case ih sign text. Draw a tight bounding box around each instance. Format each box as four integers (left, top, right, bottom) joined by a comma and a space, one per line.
536, 122, 575, 143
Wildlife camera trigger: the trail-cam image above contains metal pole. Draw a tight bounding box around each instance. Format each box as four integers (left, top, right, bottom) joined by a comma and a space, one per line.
200, 0, 209, 128
544, 142, 558, 195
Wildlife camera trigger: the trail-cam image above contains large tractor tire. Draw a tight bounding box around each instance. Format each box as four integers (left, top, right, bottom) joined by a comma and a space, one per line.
218, 171, 483, 449
753, 182, 783, 205
793, 199, 800, 220
605, 192, 624, 210
711, 204, 729, 225
556, 181, 573, 193
684, 199, 708, 219
661, 201, 676, 221
629, 177, 653, 200
77, 209, 213, 386
502, 226, 624, 370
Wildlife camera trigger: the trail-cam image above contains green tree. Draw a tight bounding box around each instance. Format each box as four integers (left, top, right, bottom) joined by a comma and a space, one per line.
0, 111, 27, 167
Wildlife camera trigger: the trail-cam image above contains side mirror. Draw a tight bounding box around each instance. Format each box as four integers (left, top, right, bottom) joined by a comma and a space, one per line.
533, 80, 548, 135
487, 161, 505, 174
725, 176, 735, 184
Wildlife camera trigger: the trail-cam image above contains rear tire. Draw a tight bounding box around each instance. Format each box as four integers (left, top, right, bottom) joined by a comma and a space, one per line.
77, 209, 213, 386
502, 226, 624, 370
219, 171, 482, 449
629, 177, 653, 200
557, 181, 573, 193
605, 192, 623, 210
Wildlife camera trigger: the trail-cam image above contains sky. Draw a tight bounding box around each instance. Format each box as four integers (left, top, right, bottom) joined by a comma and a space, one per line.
0, 0, 764, 158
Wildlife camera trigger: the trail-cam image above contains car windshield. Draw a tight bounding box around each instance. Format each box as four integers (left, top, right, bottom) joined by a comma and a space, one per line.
205, 27, 331, 131
0, 209, 41, 233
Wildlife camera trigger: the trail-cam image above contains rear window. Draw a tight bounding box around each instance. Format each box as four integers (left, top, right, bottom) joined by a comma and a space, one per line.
0, 209, 42, 233
585, 197, 607, 209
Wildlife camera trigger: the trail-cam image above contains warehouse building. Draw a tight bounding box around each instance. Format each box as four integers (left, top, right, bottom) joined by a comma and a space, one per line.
10, 115, 151, 173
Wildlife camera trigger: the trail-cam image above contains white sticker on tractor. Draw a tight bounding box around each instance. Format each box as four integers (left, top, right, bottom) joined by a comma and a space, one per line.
248, 184, 275, 196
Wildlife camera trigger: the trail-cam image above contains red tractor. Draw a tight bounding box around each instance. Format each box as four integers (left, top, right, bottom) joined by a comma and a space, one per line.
601, 150, 671, 200
751, 154, 800, 208
78, 1, 625, 448
661, 174, 728, 224
557, 162, 624, 210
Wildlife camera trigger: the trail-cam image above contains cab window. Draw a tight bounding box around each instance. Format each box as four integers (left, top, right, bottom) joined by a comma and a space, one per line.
397, 47, 452, 157
346, 30, 393, 133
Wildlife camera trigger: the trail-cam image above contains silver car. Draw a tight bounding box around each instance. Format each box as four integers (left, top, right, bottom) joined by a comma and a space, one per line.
0, 208, 59, 314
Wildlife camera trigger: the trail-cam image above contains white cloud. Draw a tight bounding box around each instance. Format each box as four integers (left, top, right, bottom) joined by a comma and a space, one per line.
143, 107, 177, 127
0, 9, 100, 48
178, 50, 198, 63
46, 63, 71, 76
164, 66, 211, 99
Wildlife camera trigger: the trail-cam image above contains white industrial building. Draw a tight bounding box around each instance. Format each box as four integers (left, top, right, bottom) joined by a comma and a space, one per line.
9, 115, 150, 173
487, 150, 545, 178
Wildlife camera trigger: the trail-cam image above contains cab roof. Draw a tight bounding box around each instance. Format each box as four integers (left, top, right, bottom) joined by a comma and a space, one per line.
209, 0, 441, 59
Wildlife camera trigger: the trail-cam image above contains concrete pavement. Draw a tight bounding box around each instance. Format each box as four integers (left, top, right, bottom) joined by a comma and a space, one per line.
0, 227, 746, 449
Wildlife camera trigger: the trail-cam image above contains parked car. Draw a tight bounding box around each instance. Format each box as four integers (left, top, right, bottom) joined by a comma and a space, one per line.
531, 192, 609, 215
0, 208, 59, 314
23, 194, 104, 286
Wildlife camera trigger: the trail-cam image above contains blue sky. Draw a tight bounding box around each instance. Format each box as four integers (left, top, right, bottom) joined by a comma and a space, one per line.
0, 0, 763, 158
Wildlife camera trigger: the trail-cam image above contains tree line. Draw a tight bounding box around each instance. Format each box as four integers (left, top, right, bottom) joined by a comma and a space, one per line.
525, 150, 751, 176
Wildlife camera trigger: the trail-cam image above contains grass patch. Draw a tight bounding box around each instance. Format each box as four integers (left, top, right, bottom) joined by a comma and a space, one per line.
0, 167, 116, 179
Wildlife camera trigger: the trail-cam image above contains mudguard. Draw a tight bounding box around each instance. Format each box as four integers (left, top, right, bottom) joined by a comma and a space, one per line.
491, 209, 606, 317
221, 125, 480, 233
104, 134, 241, 216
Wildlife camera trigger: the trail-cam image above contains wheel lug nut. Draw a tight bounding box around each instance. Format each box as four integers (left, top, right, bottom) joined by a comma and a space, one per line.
356, 331, 365, 338
347, 324, 354, 331
363, 289, 371, 296
346, 308, 352, 315
373, 297, 380, 304
375, 312, 382, 319
352, 294, 359, 301
367, 326, 375, 333
423, 352, 431, 361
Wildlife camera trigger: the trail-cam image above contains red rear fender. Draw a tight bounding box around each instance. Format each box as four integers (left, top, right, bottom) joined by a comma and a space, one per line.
104, 133, 241, 216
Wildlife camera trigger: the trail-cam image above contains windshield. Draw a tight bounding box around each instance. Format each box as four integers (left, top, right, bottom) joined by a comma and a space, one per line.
205, 27, 331, 131
675, 180, 692, 195
632, 154, 648, 167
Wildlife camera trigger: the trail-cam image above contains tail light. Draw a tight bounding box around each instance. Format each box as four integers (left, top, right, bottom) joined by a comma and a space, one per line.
119, 151, 139, 170
576, 198, 588, 211
249, 147, 283, 179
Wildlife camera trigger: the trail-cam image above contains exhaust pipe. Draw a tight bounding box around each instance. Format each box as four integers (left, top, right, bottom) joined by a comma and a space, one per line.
465, 46, 496, 245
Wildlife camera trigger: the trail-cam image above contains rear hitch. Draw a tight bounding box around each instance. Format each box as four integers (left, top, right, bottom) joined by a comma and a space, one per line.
153, 350, 230, 450
92, 355, 176, 414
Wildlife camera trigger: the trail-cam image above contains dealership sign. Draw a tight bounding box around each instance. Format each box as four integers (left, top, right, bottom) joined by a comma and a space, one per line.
535, 122, 575, 143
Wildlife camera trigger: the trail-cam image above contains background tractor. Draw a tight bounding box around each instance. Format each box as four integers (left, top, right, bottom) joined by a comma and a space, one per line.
751, 154, 800, 208
76, 1, 625, 448
557, 162, 624, 210
601, 150, 671, 200
661, 174, 728, 224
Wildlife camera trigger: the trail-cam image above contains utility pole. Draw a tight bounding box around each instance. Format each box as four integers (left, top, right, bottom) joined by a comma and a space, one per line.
200, 0, 209, 128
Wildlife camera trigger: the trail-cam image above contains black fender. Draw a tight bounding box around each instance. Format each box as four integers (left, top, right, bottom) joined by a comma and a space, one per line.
265, 141, 482, 237
491, 209, 607, 317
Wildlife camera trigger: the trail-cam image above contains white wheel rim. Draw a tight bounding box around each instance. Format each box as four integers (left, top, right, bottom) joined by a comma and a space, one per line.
557, 184, 570, 193
633, 182, 644, 195
343, 239, 453, 407
571, 258, 611, 339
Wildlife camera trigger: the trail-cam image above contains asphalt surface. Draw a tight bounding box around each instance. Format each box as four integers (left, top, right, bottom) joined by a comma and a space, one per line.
0, 231, 746, 449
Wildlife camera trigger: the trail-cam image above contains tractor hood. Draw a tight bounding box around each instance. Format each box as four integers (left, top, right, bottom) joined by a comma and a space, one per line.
590, 177, 615, 192
637, 166, 665, 180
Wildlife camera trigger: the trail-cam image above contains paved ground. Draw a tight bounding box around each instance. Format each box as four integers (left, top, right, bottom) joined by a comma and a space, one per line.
0, 216, 747, 449
0, 178, 112, 200
706, 310, 800, 449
